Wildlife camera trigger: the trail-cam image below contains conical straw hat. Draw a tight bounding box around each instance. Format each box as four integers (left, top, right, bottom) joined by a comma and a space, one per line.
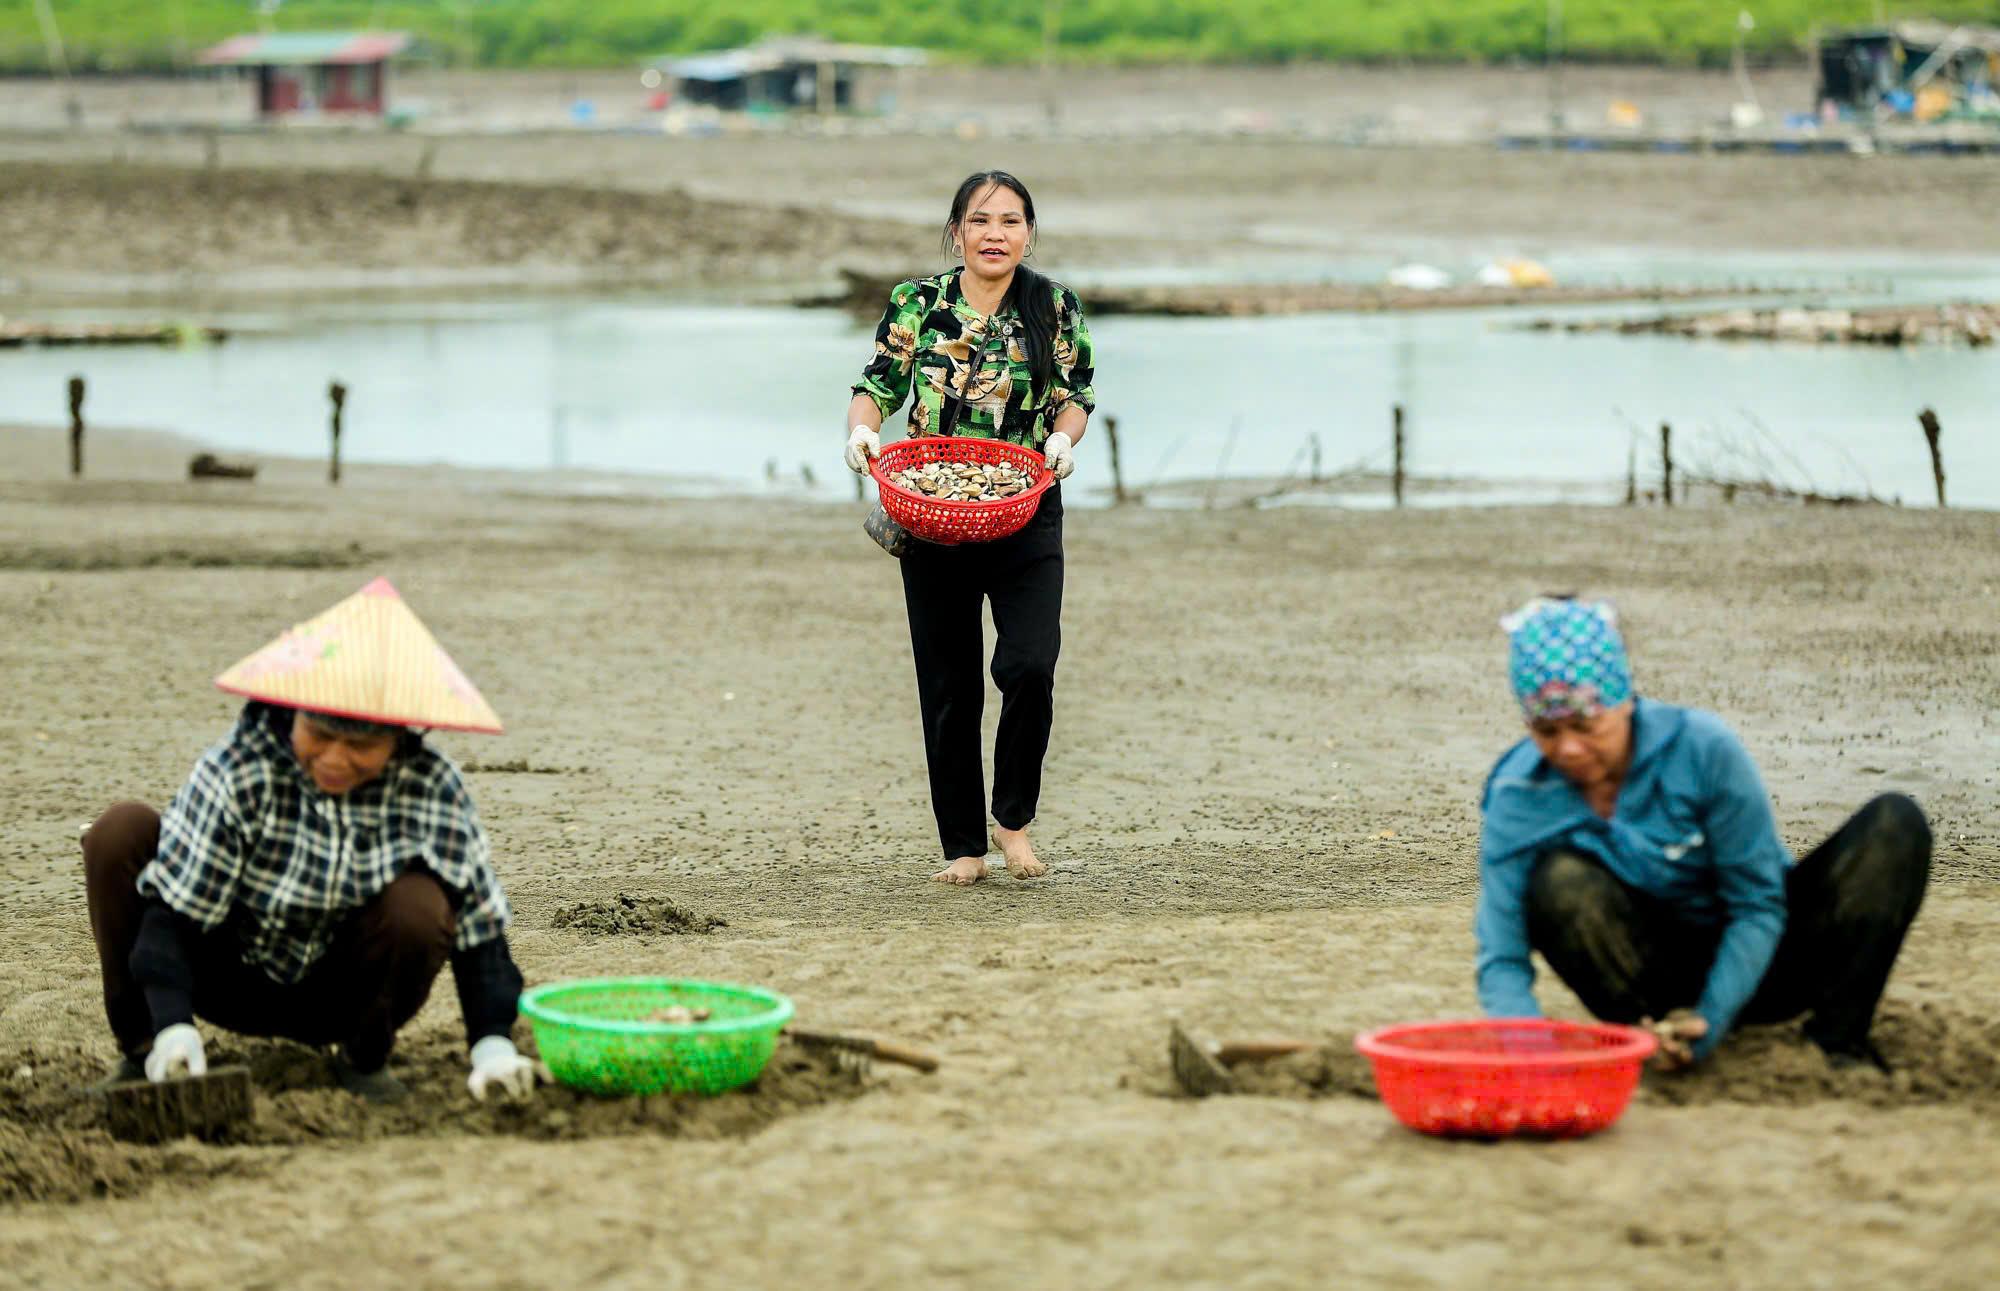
214, 576, 503, 734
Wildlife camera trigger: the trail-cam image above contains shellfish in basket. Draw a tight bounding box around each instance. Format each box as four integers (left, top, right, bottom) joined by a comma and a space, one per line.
887, 460, 1033, 503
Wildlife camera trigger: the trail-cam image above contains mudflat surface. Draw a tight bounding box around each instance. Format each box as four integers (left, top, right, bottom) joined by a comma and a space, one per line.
0, 426, 1996, 1288
3, 61, 1998, 1290
2, 64, 1998, 308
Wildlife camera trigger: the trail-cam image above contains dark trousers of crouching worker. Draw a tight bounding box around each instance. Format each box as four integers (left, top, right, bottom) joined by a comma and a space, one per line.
83, 801, 455, 1070
899, 483, 1063, 861
1526, 793, 1931, 1064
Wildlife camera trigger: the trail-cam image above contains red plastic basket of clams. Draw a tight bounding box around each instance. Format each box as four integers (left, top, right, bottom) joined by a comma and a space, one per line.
870, 436, 1054, 545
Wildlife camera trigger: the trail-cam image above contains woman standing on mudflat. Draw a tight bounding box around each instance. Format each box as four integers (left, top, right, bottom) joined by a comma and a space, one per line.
843, 170, 1096, 885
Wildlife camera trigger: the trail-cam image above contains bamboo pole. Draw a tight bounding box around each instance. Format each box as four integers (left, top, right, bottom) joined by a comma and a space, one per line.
1918, 408, 1945, 507
1041, 0, 1064, 130
67, 375, 84, 478
329, 381, 347, 484
1206, 418, 1239, 510
1659, 422, 1673, 506
1103, 414, 1128, 504
1392, 405, 1405, 507
30, 0, 69, 78
1545, 0, 1565, 136
30, 0, 78, 126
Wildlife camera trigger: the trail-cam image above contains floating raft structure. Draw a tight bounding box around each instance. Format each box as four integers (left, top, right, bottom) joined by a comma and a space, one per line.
807, 269, 1778, 318
0, 320, 230, 348
1496, 124, 2000, 157
1526, 303, 1998, 346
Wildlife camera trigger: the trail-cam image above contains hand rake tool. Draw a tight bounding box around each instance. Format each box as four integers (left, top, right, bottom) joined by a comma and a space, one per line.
785, 1027, 941, 1073
99, 1066, 255, 1143
1169, 1021, 1312, 1098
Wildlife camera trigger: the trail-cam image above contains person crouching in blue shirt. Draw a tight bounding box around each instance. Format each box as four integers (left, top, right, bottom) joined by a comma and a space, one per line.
1474, 597, 1930, 1072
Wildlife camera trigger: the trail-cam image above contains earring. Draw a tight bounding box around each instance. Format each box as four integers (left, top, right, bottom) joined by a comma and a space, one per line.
953, 243, 963, 256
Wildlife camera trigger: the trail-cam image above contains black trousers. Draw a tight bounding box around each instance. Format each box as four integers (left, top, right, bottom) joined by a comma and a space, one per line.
1525, 793, 1931, 1061
898, 483, 1063, 860
83, 801, 456, 1071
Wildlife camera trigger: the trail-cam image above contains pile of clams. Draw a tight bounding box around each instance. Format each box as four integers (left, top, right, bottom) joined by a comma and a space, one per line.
887, 459, 1034, 502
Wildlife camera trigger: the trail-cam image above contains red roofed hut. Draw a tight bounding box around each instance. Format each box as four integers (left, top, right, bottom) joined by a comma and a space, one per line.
197, 31, 412, 119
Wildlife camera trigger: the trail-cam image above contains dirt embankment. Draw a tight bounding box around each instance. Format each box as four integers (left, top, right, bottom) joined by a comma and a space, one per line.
0, 160, 926, 288
5, 87, 2000, 303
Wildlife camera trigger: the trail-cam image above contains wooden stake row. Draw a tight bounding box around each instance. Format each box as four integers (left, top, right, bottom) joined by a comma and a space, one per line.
47, 379, 1953, 509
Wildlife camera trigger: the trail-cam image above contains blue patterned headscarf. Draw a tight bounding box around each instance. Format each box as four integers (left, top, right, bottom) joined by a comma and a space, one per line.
1501, 598, 1632, 723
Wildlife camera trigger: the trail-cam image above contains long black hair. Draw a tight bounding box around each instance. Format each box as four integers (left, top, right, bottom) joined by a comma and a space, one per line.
943, 170, 1058, 405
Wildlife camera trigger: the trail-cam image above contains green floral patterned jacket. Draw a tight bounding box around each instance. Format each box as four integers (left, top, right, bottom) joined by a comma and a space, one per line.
851, 268, 1096, 450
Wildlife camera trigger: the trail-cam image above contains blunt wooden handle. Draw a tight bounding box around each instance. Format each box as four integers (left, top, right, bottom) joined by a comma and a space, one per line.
864, 1039, 941, 1073
1214, 1039, 1312, 1065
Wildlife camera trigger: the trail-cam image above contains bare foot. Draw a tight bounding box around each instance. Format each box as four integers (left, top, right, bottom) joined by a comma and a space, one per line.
992, 827, 1047, 880
932, 856, 988, 885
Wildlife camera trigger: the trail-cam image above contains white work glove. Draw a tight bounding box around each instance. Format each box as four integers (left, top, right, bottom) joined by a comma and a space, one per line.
843, 424, 880, 475
1043, 431, 1076, 480
145, 1023, 207, 1082
466, 1035, 553, 1102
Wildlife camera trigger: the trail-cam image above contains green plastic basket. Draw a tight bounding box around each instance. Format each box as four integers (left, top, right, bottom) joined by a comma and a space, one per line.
519, 977, 794, 1097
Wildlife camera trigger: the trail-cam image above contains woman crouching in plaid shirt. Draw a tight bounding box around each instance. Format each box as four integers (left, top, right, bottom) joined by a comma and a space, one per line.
81, 578, 547, 1103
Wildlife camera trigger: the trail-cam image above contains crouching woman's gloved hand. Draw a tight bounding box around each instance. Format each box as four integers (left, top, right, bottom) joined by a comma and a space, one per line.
1641, 1009, 1710, 1072
843, 425, 880, 475
466, 1035, 554, 1101
146, 1023, 207, 1082
1043, 431, 1076, 480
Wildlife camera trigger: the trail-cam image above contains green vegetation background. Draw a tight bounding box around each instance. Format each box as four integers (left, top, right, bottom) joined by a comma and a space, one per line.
6, 1, 2000, 73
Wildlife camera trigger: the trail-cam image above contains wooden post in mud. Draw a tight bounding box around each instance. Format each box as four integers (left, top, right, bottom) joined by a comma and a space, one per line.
1624, 439, 1636, 505
1392, 405, 1406, 508
1103, 414, 1129, 504
1918, 408, 1945, 508
66, 375, 84, 478
1041, 0, 1066, 130
1659, 422, 1674, 506
328, 381, 346, 485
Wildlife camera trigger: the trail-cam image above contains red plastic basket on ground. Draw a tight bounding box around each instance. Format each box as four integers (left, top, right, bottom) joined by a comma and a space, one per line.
1354, 1019, 1657, 1140
870, 436, 1054, 546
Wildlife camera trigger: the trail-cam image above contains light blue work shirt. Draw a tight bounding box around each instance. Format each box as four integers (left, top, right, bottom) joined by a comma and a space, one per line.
1473, 697, 1791, 1058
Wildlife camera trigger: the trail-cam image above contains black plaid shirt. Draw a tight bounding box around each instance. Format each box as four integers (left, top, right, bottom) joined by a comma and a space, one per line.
139, 702, 512, 986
